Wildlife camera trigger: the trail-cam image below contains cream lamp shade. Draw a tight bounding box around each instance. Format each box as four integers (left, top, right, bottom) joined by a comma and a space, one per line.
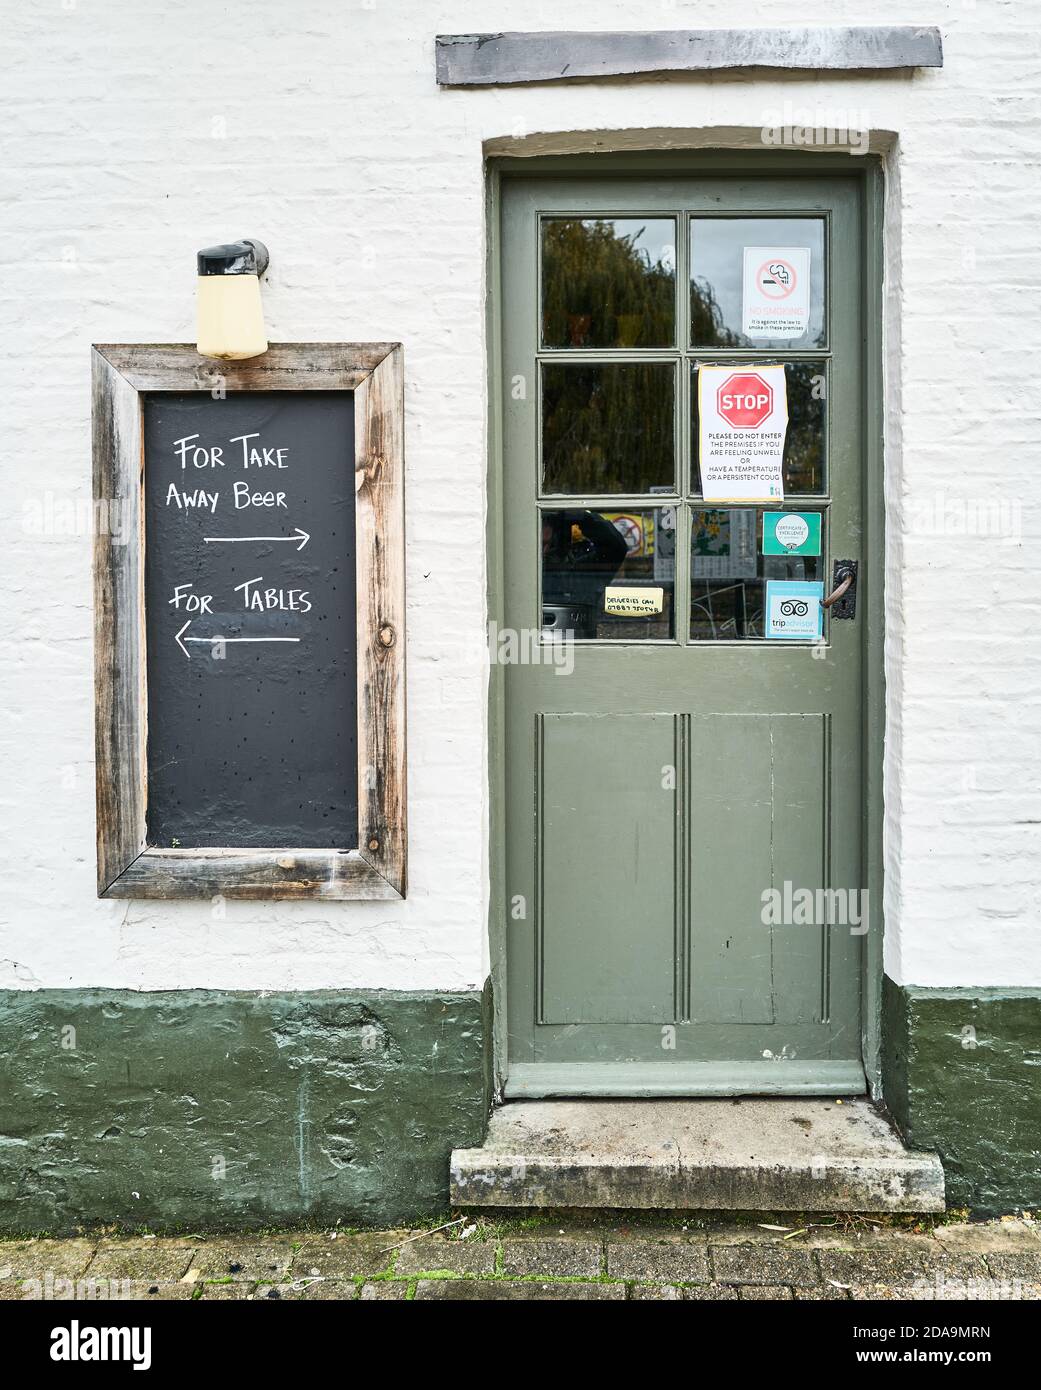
196, 239, 270, 360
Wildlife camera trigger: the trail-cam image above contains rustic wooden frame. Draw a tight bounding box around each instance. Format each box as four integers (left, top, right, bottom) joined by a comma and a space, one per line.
92, 343, 406, 900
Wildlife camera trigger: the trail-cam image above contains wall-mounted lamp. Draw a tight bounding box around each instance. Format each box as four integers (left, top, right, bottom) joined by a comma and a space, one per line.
196, 238, 270, 360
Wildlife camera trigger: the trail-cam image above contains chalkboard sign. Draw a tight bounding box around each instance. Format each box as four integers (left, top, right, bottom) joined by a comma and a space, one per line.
93, 344, 406, 900
144, 392, 358, 850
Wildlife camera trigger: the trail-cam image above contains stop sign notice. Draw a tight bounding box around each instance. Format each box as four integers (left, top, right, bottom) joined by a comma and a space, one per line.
716, 372, 773, 429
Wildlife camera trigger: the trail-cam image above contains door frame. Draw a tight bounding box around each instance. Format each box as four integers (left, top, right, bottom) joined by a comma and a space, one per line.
485, 148, 887, 1102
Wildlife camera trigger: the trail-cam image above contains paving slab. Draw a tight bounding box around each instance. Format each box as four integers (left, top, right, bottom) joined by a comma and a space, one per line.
693, 1219, 822, 1244
396, 1235, 497, 1276
605, 1239, 711, 1283
936, 1219, 1041, 1253
685, 1284, 738, 1299
980, 1251, 1041, 1293
817, 1247, 987, 1292
630, 1283, 683, 1299
712, 1243, 821, 1286
360, 1281, 409, 1300
123, 1282, 196, 1301
0, 1239, 97, 1281
739, 1284, 793, 1299
255, 1279, 361, 1301
764, 1224, 939, 1251
604, 1219, 712, 1242
16, 1279, 198, 1301
198, 1281, 257, 1299
87, 1239, 195, 1282
188, 1243, 293, 1281
500, 1236, 602, 1278
291, 1232, 402, 1279
451, 1098, 944, 1211
414, 1278, 624, 1300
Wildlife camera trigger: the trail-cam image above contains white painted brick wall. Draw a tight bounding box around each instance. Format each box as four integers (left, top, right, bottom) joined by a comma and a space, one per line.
1, 1, 1037, 991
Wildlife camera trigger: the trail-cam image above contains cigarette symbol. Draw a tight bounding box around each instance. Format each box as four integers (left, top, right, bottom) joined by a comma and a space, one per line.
756, 258, 798, 299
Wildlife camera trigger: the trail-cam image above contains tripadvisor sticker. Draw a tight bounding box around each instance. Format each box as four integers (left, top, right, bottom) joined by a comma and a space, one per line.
765, 581, 824, 640
762, 511, 822, 556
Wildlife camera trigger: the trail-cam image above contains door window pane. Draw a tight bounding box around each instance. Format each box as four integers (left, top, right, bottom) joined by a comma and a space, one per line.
690, 507, 825, 640
542, 363, 675, 494
690, 217, 826, 349
542, 507, 675, 640
542, 217, 676, 348
692, 362, 825, 496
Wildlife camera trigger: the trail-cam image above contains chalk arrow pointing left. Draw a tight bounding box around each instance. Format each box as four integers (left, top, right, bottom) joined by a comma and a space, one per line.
175, 619, 301, 659
203, 527, 310, 551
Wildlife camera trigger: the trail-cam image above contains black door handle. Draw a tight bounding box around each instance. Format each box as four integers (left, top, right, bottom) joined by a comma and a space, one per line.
821, 560, 858, 619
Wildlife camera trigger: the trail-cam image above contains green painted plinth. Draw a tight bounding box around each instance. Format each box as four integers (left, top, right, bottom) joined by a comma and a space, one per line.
0, 987, 491, 1234
883, 977, 1041, 1213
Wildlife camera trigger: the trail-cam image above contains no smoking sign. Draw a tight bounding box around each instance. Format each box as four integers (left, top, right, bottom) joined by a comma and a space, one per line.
742, 245, 812, 339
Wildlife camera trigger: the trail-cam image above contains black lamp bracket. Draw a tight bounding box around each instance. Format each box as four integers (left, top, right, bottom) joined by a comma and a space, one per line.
242, 239, 270, 277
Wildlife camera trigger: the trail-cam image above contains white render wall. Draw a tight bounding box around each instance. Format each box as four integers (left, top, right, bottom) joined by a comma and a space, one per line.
1, 1, 1037, 992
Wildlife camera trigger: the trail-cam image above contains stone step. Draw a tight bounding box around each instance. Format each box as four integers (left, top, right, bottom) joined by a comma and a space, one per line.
451, 1097, 945, 1212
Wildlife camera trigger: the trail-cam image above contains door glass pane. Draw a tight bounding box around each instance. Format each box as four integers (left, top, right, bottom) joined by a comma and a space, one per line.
542, 363, 675, 494
542, 217, 676, 348
690, 217, 826, 349
542, 507, 675, 640
690, 507, 825, 640
692, 362, 825, 496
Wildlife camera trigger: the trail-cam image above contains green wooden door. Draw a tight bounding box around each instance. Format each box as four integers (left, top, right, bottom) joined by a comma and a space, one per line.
499, 169, 870, 1097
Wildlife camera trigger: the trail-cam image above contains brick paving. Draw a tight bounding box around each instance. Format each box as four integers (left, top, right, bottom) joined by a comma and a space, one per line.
0, 1216, 1038, 1300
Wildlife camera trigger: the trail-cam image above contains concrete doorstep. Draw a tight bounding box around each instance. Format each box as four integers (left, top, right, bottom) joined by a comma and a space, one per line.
451, 1098, 945, 1212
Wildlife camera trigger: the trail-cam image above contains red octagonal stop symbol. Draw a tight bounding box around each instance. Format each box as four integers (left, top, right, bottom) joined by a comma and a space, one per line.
716, 372, 773, 429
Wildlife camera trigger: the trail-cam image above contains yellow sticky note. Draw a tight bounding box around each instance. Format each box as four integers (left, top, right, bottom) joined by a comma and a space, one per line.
604, 586, 664, 616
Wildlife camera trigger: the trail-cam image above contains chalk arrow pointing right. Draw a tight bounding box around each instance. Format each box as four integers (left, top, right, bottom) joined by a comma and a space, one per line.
203, 527, 310, 551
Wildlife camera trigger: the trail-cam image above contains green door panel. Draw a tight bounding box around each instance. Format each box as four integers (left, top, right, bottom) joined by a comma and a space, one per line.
498, 168, 870, 1095
691, 714, 778, 1025
770, 714, 832, 1028
539, 714, 679, 1025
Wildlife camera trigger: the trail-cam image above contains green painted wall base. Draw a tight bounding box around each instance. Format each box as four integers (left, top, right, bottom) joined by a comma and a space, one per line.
7, 977, 1037, 1227
0, 986, 492, 1235
882, 976, 1041, 1214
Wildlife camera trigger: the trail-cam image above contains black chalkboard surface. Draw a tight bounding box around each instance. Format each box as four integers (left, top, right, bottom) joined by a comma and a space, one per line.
144, 391, 358, 849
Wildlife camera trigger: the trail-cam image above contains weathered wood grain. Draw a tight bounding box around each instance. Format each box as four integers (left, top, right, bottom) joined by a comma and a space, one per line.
92, 349, 147, 893
354, 346, 407, 897
92, 343, 407, 900
93, 342, 397, 393
106, 848, 400, 900
435, 27, 943, 86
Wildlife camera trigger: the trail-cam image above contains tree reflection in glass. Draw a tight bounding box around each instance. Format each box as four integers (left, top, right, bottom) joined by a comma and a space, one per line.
541, 218, 675, 349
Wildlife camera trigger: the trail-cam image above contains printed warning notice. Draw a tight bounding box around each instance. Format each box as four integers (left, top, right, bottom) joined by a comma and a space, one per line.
742, 247, 811, 339
697, 364, 789, 503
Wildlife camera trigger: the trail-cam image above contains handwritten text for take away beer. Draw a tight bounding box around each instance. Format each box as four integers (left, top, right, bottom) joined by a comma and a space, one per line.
164, 426, 314, 651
